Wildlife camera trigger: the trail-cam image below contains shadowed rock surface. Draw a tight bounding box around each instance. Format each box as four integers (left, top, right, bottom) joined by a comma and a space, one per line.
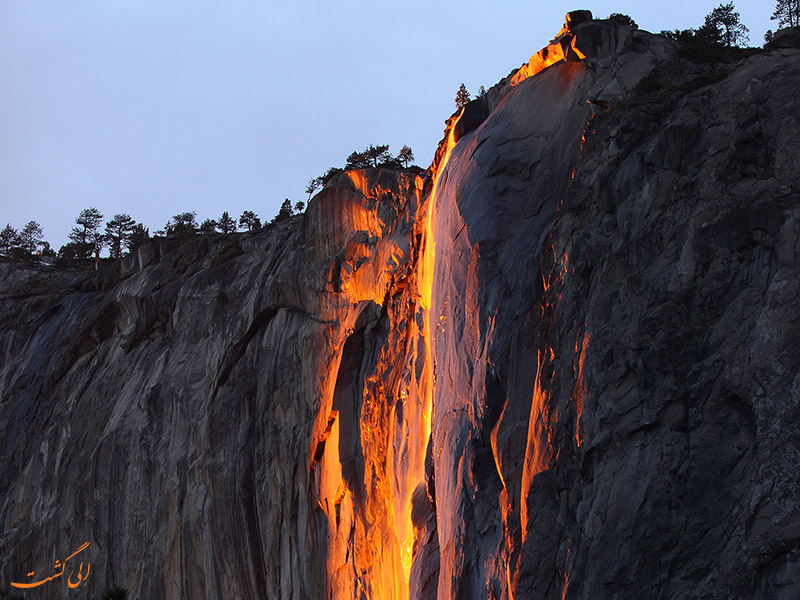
766, 26, 800, 49
1, 16, 799, 600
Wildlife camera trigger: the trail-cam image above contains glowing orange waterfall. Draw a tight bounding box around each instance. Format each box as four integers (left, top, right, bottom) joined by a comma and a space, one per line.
398, 108, 464, 597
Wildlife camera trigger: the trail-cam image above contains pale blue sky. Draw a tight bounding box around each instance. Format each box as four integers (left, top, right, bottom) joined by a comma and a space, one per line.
0, 1, 774, 250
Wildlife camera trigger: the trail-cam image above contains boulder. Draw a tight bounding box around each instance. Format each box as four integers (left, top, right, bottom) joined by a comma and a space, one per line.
565, 9, 593, 30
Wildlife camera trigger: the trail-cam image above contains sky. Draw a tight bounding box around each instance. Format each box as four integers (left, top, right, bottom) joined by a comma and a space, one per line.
0, 1, 775, 251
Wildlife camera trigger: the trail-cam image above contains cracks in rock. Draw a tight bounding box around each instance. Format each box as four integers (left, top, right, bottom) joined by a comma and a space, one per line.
453, 224, 467, 245
212, 305, 285, 397
62, 300, 125, 378
492, 131, 547, 149
241, 452, 270, 600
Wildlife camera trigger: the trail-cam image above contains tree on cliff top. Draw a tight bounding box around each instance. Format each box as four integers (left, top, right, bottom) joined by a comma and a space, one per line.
19, 221, 44, 255
455, 83, 470, 109
239, 210, 261, 231
398, 145, 414, 168
0, 225, 19, 254
218, 211, 237, 233
306, 177, 323, 200
165, 211, 198, 235
772, 0, 800, 27
365, 144, 391, 167
273, 199, 294, 223
705, 2, 749, 47
105, 213, 136, 259
320, 166, 344, 185
608, 13, 638, 28
346, 144, 392, 169
127, 223, 150, 253
660, 16, 729, 62
345, 150, 369, 170
68, 207, 104, 260
200, 218, 218, 233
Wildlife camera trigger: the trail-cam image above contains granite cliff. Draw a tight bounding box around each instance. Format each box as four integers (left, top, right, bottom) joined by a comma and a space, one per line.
2, 14, 800, 600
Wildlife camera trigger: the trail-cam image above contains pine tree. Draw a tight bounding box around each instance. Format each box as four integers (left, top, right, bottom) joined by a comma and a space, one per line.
105, 214, 136, 259
200, 218, 219, 233
705, 2, 749, 47
320, 167, 344, 184
346, 150, 370, 170
294, 201, 306, 213
127, 223, 150, 252
19, 221, 44, 254
218, 211, 237, 233
306, 177, 322, 200
90, 229, 106, 268
165, 212, 198, 235
455, 83, 470, 109
398, 145, 415, 168
68, 208, 103, 259
274, 199, 294, 223
0, 224, 19, 254
238, 210, 261, 231
772, 0, 800, 27
345, 144, 392, 170
364, 144, 391, 167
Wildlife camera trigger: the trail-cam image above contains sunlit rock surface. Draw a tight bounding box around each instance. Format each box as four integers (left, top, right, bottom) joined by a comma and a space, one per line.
2, 16, 800, 600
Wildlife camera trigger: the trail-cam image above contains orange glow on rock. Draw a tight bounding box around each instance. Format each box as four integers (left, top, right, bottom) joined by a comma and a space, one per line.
573, 331, 591, 447
521, 248, 571, 542
314, 14, 598, 594
310, 168, 434, 600
569, 35, 588, 60
520, 348, 554, 541
510, 43, 567, 86
561, 543, 572, 600
509, 14, 595, 87
313, 117, 463, 599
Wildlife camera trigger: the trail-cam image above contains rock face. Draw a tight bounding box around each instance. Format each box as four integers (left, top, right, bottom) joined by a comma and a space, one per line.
2, 17, 800, 600
514, 46, 800, 600
766, 26, 800, 49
